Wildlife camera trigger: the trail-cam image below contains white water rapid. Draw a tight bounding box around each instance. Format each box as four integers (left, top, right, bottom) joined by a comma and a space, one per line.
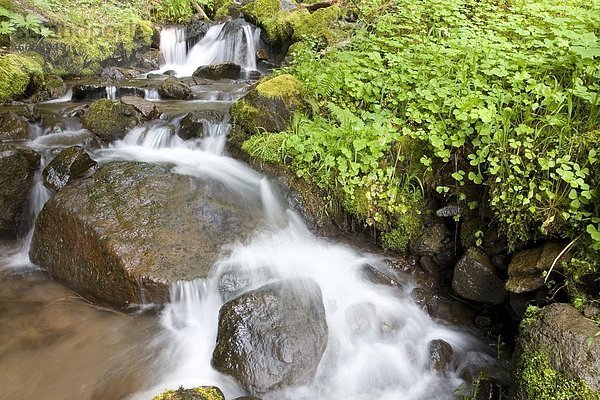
154, 21, 261, 77
91, 115, 498, 400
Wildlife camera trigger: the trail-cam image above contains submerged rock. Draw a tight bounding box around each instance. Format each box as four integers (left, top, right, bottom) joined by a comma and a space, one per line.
158, 78, 193, 100
212, 278, 328, 395
193, 62, 242, 80
152, 386, 225, 400
42, 146, 96, 192
30, 161, 261, 306
516, 303, 600, 393
0, 111, 30, 142
0, 145, 40, 238
429, 339, 454, 372
506, 242, 570, 293
452, 247, 506, 304
82, 99, 142, 142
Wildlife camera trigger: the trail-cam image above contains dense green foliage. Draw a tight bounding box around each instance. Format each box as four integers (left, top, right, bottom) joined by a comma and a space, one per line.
243, 0, 600, 255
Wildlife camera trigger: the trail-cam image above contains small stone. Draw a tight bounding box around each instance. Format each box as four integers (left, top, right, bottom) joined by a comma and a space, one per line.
120, 96, 160, 119
193, 62, 241, 80
410, 224, 451, 256
42, 146, 96, 192
429, 339, 454, 372
361, 264, 403, 289
436, 205, 461, 218
158, 78, 193, 100
506, 242, 571, 293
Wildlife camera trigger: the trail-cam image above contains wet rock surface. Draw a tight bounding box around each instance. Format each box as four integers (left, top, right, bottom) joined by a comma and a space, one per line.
0, 144, 40, 238
30, 161, 261, 306
410, 223, 451, 256
506, 242, 569, 293
178, 110, 226, 140
158, 78, 193, 100
429, 339, 454, 372
452, 247, 507, 304
517, 303, 600, 391
193, 62, 242, 80
42, 146, 96, 192
0, 111, 30, 142
82, 99, 142, 142
212, 278, 328, 395
120, 96, 160, 119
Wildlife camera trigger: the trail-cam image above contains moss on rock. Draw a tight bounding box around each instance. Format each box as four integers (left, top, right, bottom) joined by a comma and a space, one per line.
82, 99, 142, 142
0, 53, 45, 102
152, 386, 225, 400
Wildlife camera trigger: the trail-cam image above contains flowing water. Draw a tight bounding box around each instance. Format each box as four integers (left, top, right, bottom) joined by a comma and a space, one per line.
0, 19, 500, 400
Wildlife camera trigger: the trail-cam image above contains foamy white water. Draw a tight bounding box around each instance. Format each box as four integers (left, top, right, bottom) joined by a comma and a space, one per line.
153, 20, 260, 77
93, 119, 497, 400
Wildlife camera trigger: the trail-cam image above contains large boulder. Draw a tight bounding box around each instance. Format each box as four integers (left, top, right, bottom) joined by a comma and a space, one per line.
506, 242, 570, 293
0, 145, 40, 238
516, 304, 600, 396
42, 146, 96, 192
452, 247, 507, 304
0, 111, 30, 142
409, 223, 451, 256
158, 78, 193, 100
193, 62, 242, 80
30, 162, 261, 306
212, 278, 328, 395
82, 99, 142, 142
230, 74, 305, 138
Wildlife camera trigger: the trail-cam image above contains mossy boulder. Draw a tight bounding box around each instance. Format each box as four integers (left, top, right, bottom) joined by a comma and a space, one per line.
0, 112, 30, 142
0, 53, 45, 103
193, 62, 242, 80
230, 74, 305, 140
82, 99, 142, 142
212, 278, 327, 395
152, 386, 225, 400
158, 78, 194, 100
515, 304, 600, 398
42, 146, 97, 192
0, 144, 40, 239
30, 161, 262, 306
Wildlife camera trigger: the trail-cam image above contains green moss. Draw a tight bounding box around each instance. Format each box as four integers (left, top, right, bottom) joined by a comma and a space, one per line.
231, 100, 261, 134
257, 74, 303, 106
152, 386, 225, 400
515, 350, 599, 400
82, 99, 141, 140
241, 0, 284, 44
0, 53, 44, 102
289, 6, 341, 43
151, 0, 194, 23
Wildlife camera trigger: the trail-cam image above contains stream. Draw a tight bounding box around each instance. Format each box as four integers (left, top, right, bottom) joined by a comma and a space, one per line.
0, 20, 500, 400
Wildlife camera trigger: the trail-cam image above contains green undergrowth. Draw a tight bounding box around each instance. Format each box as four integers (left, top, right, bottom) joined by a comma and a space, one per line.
250, 0, 600, 255
152, 386, 224, 400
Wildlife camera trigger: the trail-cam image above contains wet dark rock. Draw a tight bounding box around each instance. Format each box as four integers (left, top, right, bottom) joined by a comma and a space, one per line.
410, 224, 451, 256
361, 264, 403, 289
436, 205, 461, 218
0, 111, 30, 142
15, 104, 42, 123
419, 256, 444, 281
506, 242, 570, 293
256, 48, 268, 60
178, 110, 225, 140
233, 397, 262, 400
147, 73, 164, 79
509, 292, 530, 318
218, 267, 274, 302
517, 303, 600, 391
193, 62, 242, 80
136, 49, 162, 70
158, 78, 193, 100
429, 339, 454, 372
82, 99, 142, 142
42, 146, 96, 192
164, 70, 177, 76
30, 161, 261, 306
72, 85, 146, 101
152, 386, 225, 400
452, 248, 506, 304
245, 70, 262, 80
120, 96, 160, 120
64, 103, 89, 118
45, 75, 67, 100
0, 145, 40, 238
187, 17, 210, 43
212, 278, 327, 395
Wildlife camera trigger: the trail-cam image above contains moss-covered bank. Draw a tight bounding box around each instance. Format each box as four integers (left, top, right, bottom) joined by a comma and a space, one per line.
0, 53, 45, 102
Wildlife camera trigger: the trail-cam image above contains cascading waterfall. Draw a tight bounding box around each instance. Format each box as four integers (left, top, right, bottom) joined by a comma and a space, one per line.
153, 20, 261, 77
106, 86, 117, 100
93, 118, 498, 400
